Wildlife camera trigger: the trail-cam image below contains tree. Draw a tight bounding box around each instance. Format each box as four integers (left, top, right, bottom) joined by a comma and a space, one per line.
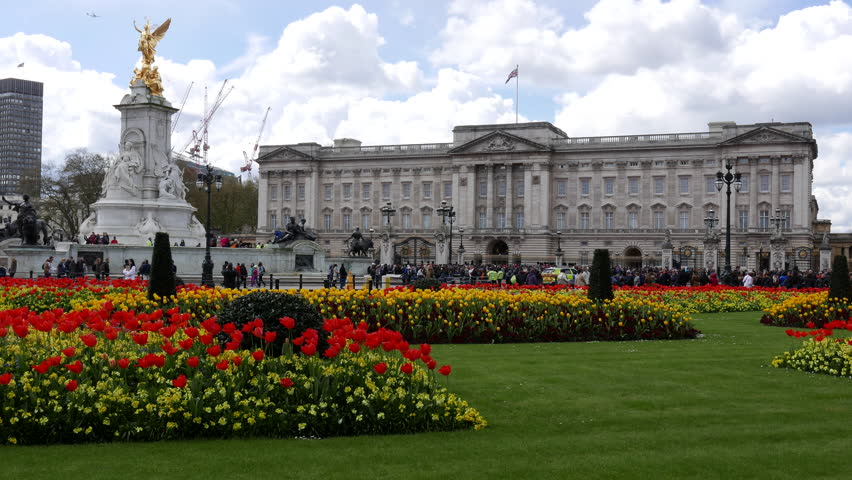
829, 255, 850, 302
38, 149, 110, 238
148, 232, 176, 300
587, 249, 614, 302
184, 171, 258, 235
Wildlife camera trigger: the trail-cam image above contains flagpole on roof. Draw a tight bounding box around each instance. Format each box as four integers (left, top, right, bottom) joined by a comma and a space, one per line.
515, 64, 518, 124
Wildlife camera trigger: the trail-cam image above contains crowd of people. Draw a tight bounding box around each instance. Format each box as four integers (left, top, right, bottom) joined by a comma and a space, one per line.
83, 232, 118, 245
220, 261, 267, 289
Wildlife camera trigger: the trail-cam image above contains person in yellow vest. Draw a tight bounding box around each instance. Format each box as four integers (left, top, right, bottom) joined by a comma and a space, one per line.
497, 269, 505, 285
487, 268, 498, 284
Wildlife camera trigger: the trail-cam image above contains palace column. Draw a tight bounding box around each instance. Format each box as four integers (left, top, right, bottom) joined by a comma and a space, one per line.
505, 163, 513, 228
258, 172, 269, 232
486, 164, 494, 229
523, 164, 533, 229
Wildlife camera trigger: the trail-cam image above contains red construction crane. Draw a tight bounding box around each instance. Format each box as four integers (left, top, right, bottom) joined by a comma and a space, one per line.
241, 106, 271, 173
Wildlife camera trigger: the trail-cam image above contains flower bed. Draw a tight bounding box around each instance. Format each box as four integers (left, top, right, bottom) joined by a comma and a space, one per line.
771, 319, 852, 376
759, 291, 852, 328
0, 304, 484, 445
3, 280, 700, 343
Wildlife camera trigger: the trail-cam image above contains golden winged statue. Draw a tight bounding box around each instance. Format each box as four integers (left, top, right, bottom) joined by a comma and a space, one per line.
130, 18, 171, 96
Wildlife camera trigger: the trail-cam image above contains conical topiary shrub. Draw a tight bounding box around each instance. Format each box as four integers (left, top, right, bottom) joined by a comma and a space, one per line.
829, 255, 850, 301
587, 249, 614, 302
148, 231, 176, 300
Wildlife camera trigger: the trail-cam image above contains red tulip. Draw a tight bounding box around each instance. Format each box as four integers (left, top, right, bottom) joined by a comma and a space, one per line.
300, 343, 317, 356
172, 374, 187, 388
62, 347, 76, 357
215, 359, 229, 370
186, 356, 200, 368
427, 359, 437, 370
184, 326, 199, 338
373, 362, 387, 375
199, 334, 214, 345
348, 342, 361, 353
252, 350, 264, 362
65, 360, 83, 374
12, 324, 28, 338
279, 316, 296, 329
420, 344, 431, 355
232, 356, 243, 366
32, 363, 49, 374
179, 338, 194, 350
80, 333, 97, 348
400, 363, 413, 375
0, 373, 12, 385
65, 379, 78, 392
280, 377, 294, 388
132, 332, 149, 345
438, 365, 452, 376
264, 331, 277, 343
206, 345, 221, 357
117, 358, 130, 369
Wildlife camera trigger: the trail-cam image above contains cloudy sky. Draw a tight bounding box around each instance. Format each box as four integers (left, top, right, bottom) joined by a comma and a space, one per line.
3, 0, 852, 230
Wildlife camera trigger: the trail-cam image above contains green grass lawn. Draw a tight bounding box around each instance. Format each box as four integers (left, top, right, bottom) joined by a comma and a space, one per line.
4, 312, 852, 479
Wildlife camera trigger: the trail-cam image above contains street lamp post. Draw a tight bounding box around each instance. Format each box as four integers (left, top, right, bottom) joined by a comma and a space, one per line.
196, 164, 222, 287
555, 230, 563, 266
380, 202, 396, 227
715, 161, 742, 276
458, 227, 465, 264
704, 209, 719, 274
437, 200, 456, 263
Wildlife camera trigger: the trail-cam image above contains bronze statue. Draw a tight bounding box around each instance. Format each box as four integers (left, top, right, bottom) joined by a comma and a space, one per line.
130, 18, 171, 96
1, 195, 51, 246
272, 217, 317, 244
345, 227, 373, 257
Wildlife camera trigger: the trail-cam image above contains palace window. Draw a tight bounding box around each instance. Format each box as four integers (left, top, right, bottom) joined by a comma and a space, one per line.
297, 184, 305, 201
343, 183, 352, 200
604, 211, 614, 229
270, 185, 278, 201
654, 211, 665, 229
556, 211, 565, 230
324, 184, 333, 201
402, 213, 411, 229
479, 211, 487, 228
557, 180, 567, 197
604, 178, 615, 195
705, 177, 716, 194
343, 214, 351, 231
443, 181, 452, 199
579, 211, 590, 229
270, 213, 277, 229
679, 210, 690, 229
283, 184, 292, 200
628, 177, 639, 195
515, 211, 525, 229
516, 180, 525, 197
739, 174, 750, 193
497, 179, 506, 197
324, 214, 332, 230
422, 212, 432, 229
738, 210, 749, 229
382, 182, 391, 200
781, 174, 792, 192
402, 182, 411, 199
580, 178, 590, 196
362, 183, 371, 201
422, 182, 432, 199
759, 174, 770, 193
628, 211, 638, 229
759, 209, 769, 231
479, 180, 488, 198
679, 176, 690, 194
361, 213, 370, 230
654, 177, 664, 195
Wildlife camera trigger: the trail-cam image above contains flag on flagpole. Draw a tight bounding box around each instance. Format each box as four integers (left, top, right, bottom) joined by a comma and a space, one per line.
17, 63, 24, 68
504, 66, 518, 84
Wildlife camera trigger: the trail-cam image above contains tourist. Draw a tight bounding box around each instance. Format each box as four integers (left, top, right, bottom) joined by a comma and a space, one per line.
8, 258, 16, 278
42, 256, 53, 278
743, 270, 754, 288
179, 239, 185, 247
257, 262, 266, 288
110, 236, 118, 244
146, 237, 153, 246
93, 258, 103, 280
249, 263, 258, 287
339, 264, 348, 289
138, 260, 151, 280
123, 260, 137, 280
57, 258, 67, 278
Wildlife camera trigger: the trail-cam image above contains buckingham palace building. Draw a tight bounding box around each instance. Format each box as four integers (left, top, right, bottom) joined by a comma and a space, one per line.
255, 120, 824, 271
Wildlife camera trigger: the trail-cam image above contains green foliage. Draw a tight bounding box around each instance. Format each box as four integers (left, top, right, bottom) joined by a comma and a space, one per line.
216, 290, 323, 355
38, 148, 109, 237
148, 232, 176, 300
829, 255, 851, 301
184, 173, 258, 235
587, 249, 614, 302
411, 278, 442, 291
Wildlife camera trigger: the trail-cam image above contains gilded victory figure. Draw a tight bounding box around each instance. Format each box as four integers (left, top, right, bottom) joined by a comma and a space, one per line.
130, 18, 171, 96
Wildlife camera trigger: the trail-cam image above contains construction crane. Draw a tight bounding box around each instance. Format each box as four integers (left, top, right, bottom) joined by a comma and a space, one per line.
241, 106, 271, 174
171, 81, 194, 134
178, 79, 234, 166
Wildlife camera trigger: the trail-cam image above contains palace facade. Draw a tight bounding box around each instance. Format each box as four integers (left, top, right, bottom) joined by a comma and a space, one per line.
256, 120, 823, 271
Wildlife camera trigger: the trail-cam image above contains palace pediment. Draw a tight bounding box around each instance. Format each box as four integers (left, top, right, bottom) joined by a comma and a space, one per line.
448, 130, 550, 155
720, 126, 812, 146
256, 145, 314, 163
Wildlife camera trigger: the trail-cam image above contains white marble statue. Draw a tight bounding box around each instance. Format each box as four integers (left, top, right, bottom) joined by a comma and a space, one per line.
106, 141, 143, 196
158, 165, 187, 200
137, 212, 162, 236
